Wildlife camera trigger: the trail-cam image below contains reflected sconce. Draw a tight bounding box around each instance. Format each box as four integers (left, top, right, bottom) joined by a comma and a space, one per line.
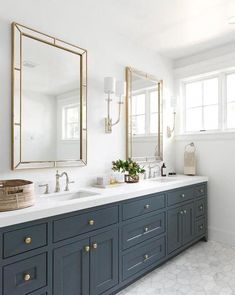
104, 77, 125, 133
167, 97, 177, 138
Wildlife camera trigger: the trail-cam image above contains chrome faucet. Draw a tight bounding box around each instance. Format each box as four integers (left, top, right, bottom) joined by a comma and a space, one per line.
55, 171, 75, 192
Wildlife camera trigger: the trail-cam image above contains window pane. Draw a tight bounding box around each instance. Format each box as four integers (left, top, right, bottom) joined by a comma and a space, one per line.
203, 78, 218, 105
204, 105, 218, 130
67, 123, 79, 139
132, 94, 145, 115
227, 102, 235, 129
150, 113, 158, 134
185, 81, 202, 108
132, 115, 145, 135
186, 108, 202, 131
150, 91, 158, 112
227, 74, 235, 102
67, 107, 79, 123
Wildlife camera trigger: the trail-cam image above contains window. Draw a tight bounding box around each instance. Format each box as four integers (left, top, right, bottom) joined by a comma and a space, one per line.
184, 77, 219, 132
182, 70, 235, 134
63, 105, 79, 140
226, 73, 235, 129
132, 89, 159, 136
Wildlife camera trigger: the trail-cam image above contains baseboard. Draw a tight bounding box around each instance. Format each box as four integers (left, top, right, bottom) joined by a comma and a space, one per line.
208, 226, 235, 246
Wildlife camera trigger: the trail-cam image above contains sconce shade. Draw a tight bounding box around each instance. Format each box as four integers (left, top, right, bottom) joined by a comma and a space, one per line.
116, 81, 126, 97
104, 77, 116, 94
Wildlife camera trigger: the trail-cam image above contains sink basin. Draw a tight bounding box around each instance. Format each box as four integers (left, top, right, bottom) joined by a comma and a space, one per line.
44, 190, 100, 202
151, 177, 178, 183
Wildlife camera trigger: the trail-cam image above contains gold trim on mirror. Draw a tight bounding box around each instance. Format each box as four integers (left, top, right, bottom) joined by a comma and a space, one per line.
125, 67, 163, 163
12, 22, 87, 170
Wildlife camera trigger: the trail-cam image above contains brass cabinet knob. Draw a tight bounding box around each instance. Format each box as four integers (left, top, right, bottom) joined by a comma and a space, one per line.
199, 205, 203, 211
84, 246, 90, 252
144, 204, 150, 209
184, 210, 187, 214
200, 225, 204, 230
181, 194, 185, 198
200, 189, 204, 193
24, 237, 32, 244
24, 273, 31, 281
144, 254, 149, 260
180, 211, 184, 215
92, 242, 98, 249
144, 227, 149, 232
88, 220, 95, 226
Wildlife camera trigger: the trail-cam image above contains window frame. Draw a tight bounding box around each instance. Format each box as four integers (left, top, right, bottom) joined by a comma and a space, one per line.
181, 69, 235, 135
62, 103, 80, 141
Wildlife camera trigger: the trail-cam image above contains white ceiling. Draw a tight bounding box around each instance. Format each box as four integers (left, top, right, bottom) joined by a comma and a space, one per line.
105, 0, 235, 59
2, 0, 235, 60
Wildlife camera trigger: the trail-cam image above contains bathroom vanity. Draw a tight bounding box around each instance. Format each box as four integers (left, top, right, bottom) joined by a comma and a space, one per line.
0, 176, 207, 295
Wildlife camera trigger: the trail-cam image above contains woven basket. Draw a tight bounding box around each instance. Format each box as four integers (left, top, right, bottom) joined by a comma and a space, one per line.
0, 180, 35, 212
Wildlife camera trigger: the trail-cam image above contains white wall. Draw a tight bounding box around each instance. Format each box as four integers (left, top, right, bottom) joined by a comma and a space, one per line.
0, 0, 174, 192
173, 43, 235, 246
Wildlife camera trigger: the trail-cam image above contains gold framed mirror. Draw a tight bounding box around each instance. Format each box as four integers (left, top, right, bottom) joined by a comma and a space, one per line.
12, 23, 87, 170
126, 67, 163, 163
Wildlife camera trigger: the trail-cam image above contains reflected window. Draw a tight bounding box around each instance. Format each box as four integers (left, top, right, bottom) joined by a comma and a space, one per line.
63, 105, 79, 140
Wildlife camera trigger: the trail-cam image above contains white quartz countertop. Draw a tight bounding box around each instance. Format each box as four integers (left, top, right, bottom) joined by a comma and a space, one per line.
0, 175, 208, 228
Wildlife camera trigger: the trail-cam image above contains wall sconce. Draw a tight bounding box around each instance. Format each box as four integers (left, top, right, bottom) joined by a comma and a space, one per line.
104, 77, 125, 133
167, 97, 177, 138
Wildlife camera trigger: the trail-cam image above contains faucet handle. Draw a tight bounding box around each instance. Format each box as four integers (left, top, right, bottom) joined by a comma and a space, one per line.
39, 184, 49, 194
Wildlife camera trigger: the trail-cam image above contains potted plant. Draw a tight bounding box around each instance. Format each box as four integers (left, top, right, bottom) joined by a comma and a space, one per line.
112, 159, 145, 183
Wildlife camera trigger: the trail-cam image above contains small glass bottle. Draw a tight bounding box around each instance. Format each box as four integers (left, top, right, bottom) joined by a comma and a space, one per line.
161, 163, 167, 177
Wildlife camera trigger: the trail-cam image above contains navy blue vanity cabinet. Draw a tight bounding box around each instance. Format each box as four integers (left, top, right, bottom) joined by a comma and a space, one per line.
167, 202, 195, 254
0, 182, 207, 295
53, 239, 90, 295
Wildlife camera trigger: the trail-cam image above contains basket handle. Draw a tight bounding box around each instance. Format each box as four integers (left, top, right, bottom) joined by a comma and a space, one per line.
7, 189, 24, 195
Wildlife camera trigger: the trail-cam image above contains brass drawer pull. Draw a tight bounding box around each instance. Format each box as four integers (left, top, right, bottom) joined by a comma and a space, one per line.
24, 273, 31, 281
24, 237, 32, 245
92, 242, 98, 249
180, 211, 184, 215
199, 225, 204, 230
181, 194, 185, 198
144, 227, 149, 232
88, 220, 95, 226
144, 204, 150, 209
199, 205, 203, 211
144, 254, 149, 260
200, 189, 204, 193
184, 210, 187, 214
84, 245, 90, 252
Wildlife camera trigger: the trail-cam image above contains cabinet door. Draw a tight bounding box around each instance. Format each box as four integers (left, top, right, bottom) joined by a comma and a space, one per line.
167, 207, 182, 254
53, 239, 89, 295
182, 202, 195, 245
90, 229, 119, 295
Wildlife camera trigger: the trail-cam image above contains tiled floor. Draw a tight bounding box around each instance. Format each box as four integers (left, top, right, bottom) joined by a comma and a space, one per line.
118, 241, 235, 295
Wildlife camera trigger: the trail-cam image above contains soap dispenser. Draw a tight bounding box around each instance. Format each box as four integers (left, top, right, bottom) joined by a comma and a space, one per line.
161, 163, 167, 177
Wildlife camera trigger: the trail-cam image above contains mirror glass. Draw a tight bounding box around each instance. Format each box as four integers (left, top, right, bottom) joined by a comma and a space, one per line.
12, 23, 87, 169
126, 67, 163, 162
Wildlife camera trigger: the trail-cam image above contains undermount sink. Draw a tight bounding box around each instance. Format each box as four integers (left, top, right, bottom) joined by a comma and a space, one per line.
44, 190, 100, 202
151, 177, 179, 183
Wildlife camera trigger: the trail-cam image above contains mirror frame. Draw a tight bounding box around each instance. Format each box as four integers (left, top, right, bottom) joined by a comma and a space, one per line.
11, 22, 87, 170
126, 67, 163, 163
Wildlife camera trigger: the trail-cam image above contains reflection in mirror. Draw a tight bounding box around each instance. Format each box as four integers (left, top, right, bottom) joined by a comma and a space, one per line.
12, 23, 87, 170
126, 67, 163, 163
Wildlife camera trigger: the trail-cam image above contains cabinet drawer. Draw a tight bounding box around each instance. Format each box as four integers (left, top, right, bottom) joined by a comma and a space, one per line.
194, 184, 206, 198
195, 199, 206, 218
122, 194, 165, 221
122, 236, 165, 280
167, 188, 193, 206
3, 253, 47, 295
3, 223, 47, 258
195, 218, 206, 236
122, 212, 165, 250
53, 206, 118, 242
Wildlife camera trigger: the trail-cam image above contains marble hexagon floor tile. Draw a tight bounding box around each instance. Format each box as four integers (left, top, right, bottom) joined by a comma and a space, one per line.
117, 241, 235, 295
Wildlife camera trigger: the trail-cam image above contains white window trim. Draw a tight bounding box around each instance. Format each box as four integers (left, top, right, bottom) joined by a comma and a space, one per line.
179, 69, 235, 137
